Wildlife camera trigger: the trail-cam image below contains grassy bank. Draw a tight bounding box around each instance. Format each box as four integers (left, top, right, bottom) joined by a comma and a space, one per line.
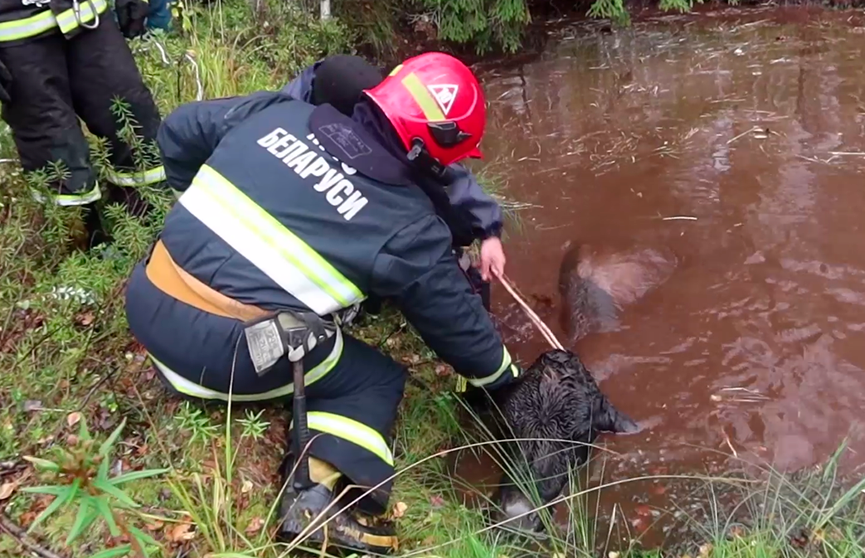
1, 2, 864, 557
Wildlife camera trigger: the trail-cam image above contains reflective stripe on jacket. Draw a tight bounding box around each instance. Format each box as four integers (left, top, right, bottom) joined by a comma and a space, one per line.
0, 0, 112, 44
154, 93, 518, 390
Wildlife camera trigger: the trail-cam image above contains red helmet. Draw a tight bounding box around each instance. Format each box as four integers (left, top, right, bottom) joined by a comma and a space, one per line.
364, 52, 486, 167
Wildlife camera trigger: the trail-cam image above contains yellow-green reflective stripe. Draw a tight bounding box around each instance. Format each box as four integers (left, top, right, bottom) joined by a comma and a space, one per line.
31, 183, 102, 207
56, 0, 107, 34
106, 165, 166, 187
467, 346, 513, 388
0, 11, 55, 42
150, 328, 344, 402
388, 64, 403, 77
182, 165, 363, 313
0, 0, 108, 42
301, 412, 394, 466
401, 72, 446, 122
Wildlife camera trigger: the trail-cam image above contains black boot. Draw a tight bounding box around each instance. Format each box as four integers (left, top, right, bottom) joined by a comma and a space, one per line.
277, 455, 398, 555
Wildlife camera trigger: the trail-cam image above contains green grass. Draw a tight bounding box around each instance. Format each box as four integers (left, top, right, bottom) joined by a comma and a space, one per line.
1, 1, 864, 557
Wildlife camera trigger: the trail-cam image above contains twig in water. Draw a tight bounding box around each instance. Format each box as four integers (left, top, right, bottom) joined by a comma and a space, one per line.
828, 152, 865, 156
726, 126, 763, 145
0, 511, 69, 558
661, 215, 698, 221
721, 428, 739, 458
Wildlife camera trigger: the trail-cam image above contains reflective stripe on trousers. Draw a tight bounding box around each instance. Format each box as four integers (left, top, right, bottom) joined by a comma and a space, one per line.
106, 165, 166, 187
292, 412, 395, 467
178, 164, 365, 316
150, 327, 345, 402
0, 0, 109, 42
31, 182, 102, 206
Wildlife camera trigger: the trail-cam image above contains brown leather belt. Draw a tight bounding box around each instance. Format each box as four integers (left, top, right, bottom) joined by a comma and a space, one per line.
145, 240, 269, 322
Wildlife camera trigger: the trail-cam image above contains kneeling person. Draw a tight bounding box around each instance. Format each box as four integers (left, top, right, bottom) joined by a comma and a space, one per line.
126, 52, 520, 554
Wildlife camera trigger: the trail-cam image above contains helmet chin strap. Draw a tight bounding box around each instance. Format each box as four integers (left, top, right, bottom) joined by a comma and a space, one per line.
406, 138, 453, 185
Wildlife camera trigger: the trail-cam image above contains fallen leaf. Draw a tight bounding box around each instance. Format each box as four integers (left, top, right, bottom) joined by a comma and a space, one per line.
429, 494, 445, 508
608, 553, 620, 558
421, 535, 435, 546
76, 312, 95, 326
144, 520, 164, 531
168, 523, 196, 543
392, 501, 408, 519
0, 481, 17, 500
245, 516, 264, 536
434, 364, 450, 376
699, 543, 713, 557
651, 484, 667, 495
23, 400, 42, 413
241, 479, 253, 494
66, 412, 82, 428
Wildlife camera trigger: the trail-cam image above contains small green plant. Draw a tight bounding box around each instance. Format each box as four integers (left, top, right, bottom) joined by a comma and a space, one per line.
175, 400, 221, 444
21, 417, 169, 558
238, 408, 270, 441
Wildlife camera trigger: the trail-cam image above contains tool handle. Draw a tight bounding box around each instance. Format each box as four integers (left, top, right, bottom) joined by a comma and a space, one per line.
292, 359, 312, 489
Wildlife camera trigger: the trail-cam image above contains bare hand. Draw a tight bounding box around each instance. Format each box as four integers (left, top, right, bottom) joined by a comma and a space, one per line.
480, 237, 506, 282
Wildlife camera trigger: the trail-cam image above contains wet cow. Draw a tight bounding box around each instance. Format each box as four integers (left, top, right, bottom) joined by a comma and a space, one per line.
473, 242, 674, 532
482, 349, 638, 532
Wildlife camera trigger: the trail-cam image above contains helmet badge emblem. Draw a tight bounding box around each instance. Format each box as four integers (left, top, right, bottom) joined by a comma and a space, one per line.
427, 84, 459, 117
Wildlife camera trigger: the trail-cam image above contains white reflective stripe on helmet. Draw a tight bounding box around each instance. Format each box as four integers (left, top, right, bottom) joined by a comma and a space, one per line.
467, 346, 515, 388
106, 165, 166, 187
179, 165, 364, 316
294, 412, 394, 467
149, 328, 344, 402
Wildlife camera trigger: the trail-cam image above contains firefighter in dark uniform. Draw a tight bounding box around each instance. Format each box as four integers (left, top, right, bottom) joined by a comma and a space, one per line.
125, 51, 521, 554
0, 0, 163, 244
282, 54, 507, 311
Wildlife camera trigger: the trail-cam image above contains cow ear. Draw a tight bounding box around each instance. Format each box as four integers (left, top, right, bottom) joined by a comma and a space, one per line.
594, 396, 640, 434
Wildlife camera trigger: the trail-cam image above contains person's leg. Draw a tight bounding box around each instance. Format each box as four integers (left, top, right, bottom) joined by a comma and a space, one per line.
278, 333, 406, 553
67, 18, 163, 217
0, 35, 106, 245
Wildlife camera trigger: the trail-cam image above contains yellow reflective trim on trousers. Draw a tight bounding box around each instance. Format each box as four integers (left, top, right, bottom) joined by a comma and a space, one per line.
149, 328, 345, 402
0, 0, 109, 42
31, 183, 102, 207
401, 72, 446, 122
192, 165, 363, 308
299, 412, 394, 467
56, 0, 108, 35
467, 346, 513, 388
106, 165, 166, 187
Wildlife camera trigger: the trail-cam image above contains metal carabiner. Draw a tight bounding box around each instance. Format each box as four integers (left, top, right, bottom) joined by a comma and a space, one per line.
73, 0, 100, 30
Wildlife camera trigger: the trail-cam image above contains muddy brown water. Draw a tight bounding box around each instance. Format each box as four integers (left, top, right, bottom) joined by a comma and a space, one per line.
458, 6, 865, 547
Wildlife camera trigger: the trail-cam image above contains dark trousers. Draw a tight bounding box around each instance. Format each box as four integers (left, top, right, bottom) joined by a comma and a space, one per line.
126, 262, 406, 514
0, 20, 161, 208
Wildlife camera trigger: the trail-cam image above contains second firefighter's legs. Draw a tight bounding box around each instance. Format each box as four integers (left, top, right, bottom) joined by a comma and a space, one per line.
279, 334, 406, 554
68, 15, 163, 216
0, 34, 108, 247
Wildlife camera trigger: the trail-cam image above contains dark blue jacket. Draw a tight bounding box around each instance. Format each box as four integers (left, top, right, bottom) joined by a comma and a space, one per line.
155, 91, 518, 389
282, 61, 504, 242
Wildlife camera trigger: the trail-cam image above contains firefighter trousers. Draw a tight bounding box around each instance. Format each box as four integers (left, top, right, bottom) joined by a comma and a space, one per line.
125, 261, 406, 515
0, 18, 162, 208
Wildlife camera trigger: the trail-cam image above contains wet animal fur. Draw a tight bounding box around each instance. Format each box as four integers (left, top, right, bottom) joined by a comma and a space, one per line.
474, 349, 638, 531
